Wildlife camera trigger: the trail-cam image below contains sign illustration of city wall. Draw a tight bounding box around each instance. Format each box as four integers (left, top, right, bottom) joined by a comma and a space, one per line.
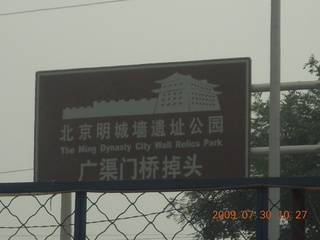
62, 72, 221, 119
35, 58, 250, 182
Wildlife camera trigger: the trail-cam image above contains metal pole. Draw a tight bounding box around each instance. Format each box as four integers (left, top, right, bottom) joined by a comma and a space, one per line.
257, 188, 268, 240
291, 189, 306, 240
251, 144, 320, 155
269, 0, 281, 239
60, 193, 72, 240
251, 80, 320, 92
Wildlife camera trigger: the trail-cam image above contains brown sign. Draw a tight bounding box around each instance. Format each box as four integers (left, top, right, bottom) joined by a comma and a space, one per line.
35, 58, 251, 182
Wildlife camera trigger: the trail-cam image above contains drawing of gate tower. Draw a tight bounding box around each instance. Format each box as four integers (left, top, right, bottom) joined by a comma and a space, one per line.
152, 72, 221, 113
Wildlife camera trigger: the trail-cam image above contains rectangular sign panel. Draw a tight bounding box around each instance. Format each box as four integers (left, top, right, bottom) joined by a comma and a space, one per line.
35, 58, 250, 182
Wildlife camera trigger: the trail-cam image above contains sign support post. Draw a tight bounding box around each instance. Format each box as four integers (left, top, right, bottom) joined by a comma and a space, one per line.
60, 193, 72, 240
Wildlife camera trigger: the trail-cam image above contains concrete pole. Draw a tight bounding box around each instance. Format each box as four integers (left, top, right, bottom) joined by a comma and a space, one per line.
269, 0, 281, 239
60, 193, 72, 240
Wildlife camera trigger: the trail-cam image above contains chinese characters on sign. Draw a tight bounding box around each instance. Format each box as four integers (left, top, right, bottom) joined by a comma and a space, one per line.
59, 116, 223, 180
60, 117, 223, 142
35, 58, 250, 182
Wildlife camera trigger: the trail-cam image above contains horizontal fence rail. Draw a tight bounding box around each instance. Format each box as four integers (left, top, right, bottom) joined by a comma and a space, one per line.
1, 177, 320, 240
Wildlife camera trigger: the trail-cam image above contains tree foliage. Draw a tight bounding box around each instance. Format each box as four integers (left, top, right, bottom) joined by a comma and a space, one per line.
251, 88, 320, 177
304, 54, 320, 79
253, 54, 320, 177
169, 55, 320, 239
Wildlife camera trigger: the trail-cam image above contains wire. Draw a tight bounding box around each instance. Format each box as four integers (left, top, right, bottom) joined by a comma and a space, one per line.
0, 168, 33, 174
0, 233, 194, 239
0, 0, 130, 17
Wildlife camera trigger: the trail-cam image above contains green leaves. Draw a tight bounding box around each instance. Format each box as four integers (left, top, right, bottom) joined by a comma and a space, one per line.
303, 54, 320, 79
251, 55, 320, 177
251, 89, 320, 177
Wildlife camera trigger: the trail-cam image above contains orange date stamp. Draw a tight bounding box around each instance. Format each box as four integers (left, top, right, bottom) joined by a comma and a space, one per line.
212, 210, 307, 220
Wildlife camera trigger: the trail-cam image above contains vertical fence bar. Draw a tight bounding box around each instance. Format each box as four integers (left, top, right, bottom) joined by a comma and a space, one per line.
291, 189, 306, 240
74, 191, 87, 240
257, 188, 268, 240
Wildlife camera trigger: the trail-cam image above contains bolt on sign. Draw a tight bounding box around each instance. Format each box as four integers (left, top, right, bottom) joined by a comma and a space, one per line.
35, 58, 251, 182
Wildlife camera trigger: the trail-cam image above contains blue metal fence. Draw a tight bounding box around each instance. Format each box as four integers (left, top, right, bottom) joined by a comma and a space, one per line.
1, 177, 319, 239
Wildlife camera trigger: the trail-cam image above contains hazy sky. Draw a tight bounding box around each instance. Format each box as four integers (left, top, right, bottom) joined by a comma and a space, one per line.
1, 0, 320, 183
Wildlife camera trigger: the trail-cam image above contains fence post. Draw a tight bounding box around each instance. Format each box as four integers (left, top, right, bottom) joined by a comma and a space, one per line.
291, 189, 305, 240
74, 191, 87, 240
257, 188, 268, 240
